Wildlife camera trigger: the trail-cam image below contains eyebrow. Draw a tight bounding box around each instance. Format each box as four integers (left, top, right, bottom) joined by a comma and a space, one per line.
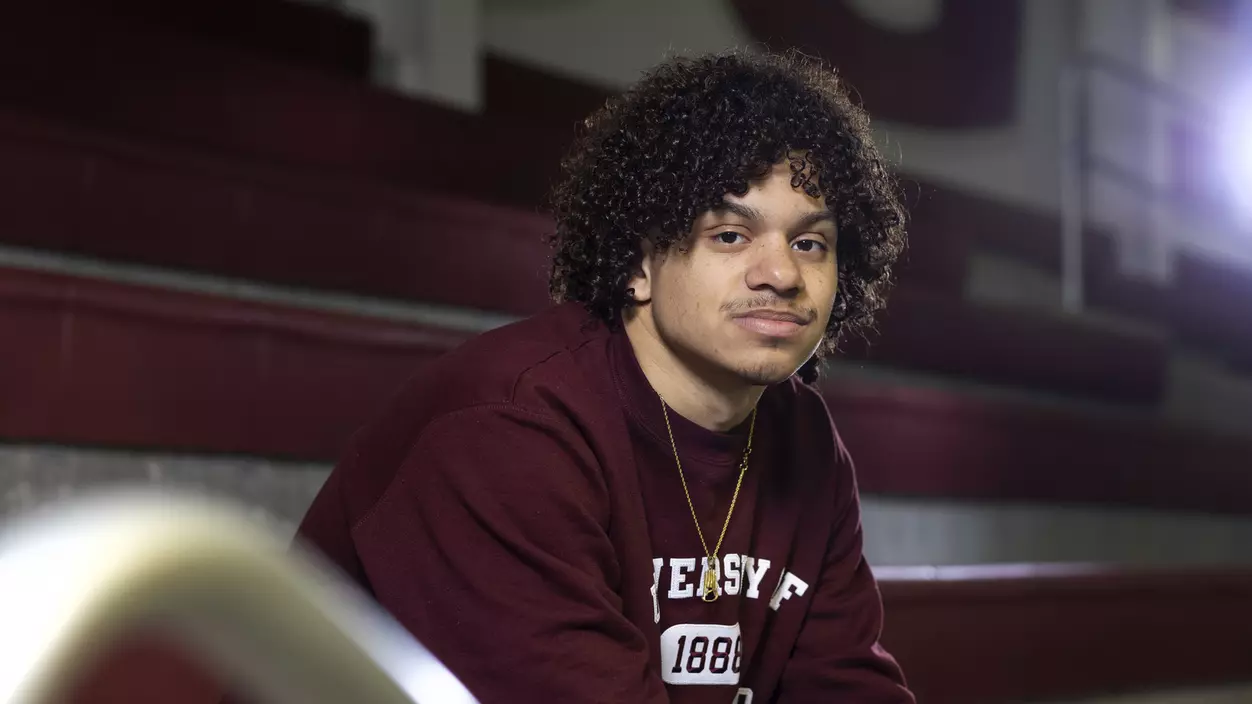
711, 202, 836, 231
710, 202, 766, 222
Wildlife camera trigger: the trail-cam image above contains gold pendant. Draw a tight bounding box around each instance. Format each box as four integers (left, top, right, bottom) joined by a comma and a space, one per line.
702, 563, 719, 602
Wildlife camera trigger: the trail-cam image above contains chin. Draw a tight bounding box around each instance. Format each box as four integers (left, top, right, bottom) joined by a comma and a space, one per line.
730, 356, 805, 386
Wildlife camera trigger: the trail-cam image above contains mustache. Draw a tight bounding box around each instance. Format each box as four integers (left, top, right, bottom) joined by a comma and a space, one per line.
721, 296, 817, 322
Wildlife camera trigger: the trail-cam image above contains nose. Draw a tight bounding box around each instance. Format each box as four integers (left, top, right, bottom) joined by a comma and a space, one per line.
744, 237, 802, 295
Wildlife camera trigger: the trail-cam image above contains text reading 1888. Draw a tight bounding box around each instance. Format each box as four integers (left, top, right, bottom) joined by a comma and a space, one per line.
670, 634, 742, 676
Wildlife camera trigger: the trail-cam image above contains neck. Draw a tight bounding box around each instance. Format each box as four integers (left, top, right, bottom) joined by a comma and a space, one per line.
623, 311, 763, 432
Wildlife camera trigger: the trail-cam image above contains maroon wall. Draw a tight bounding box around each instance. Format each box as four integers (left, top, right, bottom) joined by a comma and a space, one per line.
0, 0, 1244, 513
878, 564, 1252, 703
730, 0, 1023, 127
67, 0, 372, 78
1, 265, 1246, 513
0, 109, 1170, 405
1, 1, 1247, 373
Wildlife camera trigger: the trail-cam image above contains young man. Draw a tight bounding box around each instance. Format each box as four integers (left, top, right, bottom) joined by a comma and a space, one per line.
298, 50, 912, 702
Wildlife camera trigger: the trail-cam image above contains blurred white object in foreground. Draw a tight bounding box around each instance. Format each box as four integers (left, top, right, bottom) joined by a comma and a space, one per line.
0, 488, 478, 704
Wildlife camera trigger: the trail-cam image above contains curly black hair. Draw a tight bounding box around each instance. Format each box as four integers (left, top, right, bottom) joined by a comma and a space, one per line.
547, 49, 907, 382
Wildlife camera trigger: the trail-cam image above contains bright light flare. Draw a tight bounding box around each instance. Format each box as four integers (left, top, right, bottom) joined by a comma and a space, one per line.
1219, 80, 1252, 224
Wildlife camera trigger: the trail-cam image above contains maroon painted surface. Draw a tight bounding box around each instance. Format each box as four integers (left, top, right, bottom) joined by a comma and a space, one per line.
0, 5, 562, 207
907, 178, 1168, 323
731, 0, 1023, 127
57, 566, 1252, 704
0, 112, 1170, 404
71, 0, 371, 78
1, 265, 1248, 512
841, 285, 1168, 404
2, 1, 1249, 369
0, 266, 471, 460
824, 377, 1252, 514
0, 110, 555, 316
877, 564, 1252, 703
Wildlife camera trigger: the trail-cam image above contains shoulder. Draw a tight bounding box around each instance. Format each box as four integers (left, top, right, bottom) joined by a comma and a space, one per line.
771, 376, 847, 456
376, 302, 610, 426
767, 375, 859, 494
433, 302, 609, 407
331, 303, 614, 521
387, 401, 612, 516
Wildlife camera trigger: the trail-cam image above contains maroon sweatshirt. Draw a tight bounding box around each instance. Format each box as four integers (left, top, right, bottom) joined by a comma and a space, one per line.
296, 302, 913, 703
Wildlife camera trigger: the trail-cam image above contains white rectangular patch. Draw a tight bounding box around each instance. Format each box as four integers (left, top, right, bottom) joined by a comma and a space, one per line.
659, 622, 743, 686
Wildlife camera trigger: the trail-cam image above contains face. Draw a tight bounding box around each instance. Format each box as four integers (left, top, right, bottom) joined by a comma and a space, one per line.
626, 158, 839, 387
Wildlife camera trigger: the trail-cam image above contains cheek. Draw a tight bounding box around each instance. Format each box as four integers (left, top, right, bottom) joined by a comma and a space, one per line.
667, 262, 722, 316
810, 265, 839, 300
653, 268, 697, 323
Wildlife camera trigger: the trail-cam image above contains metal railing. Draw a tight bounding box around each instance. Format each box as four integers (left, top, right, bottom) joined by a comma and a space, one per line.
0, 489, 478, 704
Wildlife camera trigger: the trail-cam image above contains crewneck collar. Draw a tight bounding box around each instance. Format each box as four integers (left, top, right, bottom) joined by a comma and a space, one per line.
609, 326, 757, 466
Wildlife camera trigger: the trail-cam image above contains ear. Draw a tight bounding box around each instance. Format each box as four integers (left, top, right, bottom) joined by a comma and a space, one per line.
627, 238, 656, 303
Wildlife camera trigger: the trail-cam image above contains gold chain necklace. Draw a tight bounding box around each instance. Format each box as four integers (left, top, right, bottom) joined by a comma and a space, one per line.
659, 397, 756, 603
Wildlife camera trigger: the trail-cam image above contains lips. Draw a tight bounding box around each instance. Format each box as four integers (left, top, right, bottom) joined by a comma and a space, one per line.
737, 310, 808, 324
731, 310, 812, 338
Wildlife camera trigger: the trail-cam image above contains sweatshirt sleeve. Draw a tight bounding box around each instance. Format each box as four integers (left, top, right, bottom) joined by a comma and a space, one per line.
348, 402, 670, 704
772, 442, 915, 703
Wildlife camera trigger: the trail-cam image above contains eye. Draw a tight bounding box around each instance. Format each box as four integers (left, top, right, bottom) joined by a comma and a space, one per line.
792, 238, 828, 253
713, 231, 747, 245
